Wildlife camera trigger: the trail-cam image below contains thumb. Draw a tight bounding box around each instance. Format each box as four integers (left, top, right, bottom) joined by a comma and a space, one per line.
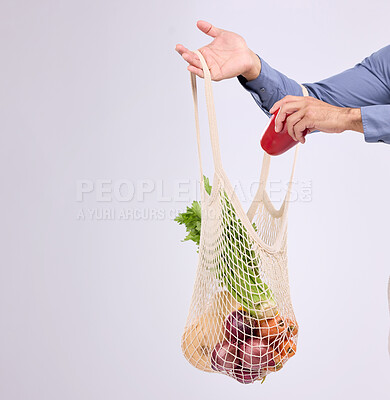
196, 20, 221, 38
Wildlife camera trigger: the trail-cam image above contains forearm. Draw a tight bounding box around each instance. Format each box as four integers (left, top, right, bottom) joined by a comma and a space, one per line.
305, 84, 390, 142
238, 46, 390, 143
340, 108, 363, 133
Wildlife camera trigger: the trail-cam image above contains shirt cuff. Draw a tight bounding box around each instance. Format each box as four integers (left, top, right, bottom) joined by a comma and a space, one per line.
237, 54, 306, 115
361, 105, 390, 144
237, 55, 276, 116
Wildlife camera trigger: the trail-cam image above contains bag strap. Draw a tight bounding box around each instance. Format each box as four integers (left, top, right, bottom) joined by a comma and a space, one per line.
258, 83, 308, 190
190, 50, 223, 182
247, 84, 308, 221
189, 49, 308, 208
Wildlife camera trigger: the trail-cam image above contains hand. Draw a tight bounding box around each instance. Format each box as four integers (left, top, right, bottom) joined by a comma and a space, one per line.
175, 20, 261, 81
269, 95, 363, 144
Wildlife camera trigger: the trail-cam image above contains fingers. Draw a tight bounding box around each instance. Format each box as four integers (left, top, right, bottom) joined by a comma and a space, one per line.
285, 110, 305, 142
293, 120, 309, 144
196, 20, 221, 38
270, 95, 317, 144
188, 64, 204, 78
175, 44, 203, 70
175, 43, 189, 56
270, 99, 283, 115
182, 52, 202, 69
275, 101, 302, 132
270, 95, 302, 115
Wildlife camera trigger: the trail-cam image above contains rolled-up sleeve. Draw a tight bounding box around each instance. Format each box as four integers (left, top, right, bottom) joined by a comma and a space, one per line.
361, 105, 390, 143
237, 46, 390, 145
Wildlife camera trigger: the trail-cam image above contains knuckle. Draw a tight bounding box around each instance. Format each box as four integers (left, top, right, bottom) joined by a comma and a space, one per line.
305, 108, 314, 119
304, 97, 313, 105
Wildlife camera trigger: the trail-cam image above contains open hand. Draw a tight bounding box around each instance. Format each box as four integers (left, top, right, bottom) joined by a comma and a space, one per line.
270, 95, 363, 144
175, 20, 261, 81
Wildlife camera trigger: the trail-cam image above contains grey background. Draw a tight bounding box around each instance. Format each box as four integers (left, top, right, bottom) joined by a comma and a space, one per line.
0, 0, 389, 399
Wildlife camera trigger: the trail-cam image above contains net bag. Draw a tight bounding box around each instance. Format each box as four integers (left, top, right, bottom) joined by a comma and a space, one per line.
181, 50, 306, 384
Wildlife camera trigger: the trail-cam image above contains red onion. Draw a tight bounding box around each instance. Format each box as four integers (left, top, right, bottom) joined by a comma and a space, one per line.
238, 337, 273, 370
224, 310, 255, 343
232, 368, 261, 384
211, 341, 238, 372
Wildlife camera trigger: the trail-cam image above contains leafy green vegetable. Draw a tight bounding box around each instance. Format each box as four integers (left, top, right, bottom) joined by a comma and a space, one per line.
174, 200, 202, 246
175, 176, 277, 318
217, 191, 277, 318
174, 177, 211, 246
203, 176, 212, 196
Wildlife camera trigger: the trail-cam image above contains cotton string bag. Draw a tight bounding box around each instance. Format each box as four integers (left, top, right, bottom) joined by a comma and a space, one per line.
181, 50, 308, 383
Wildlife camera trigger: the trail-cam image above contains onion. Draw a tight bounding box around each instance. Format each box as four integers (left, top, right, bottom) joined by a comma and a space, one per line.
210, 341, 238, 372
224, 310, 255, 343
238, 337, 272, 370
232, 369, 261, 384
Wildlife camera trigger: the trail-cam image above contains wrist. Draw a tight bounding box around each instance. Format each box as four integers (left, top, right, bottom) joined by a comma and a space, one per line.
242, 50, 261, 81
341, 108, 363, 133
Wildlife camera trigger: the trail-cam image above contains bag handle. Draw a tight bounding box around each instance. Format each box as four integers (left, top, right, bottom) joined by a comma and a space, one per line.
257, 84, 308, 191
247, 84, 309, 221
189, 48, 308, 209
190, 50, 223, 181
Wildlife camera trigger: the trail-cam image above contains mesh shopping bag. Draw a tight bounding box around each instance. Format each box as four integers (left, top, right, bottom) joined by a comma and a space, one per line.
180, 50, 306, 384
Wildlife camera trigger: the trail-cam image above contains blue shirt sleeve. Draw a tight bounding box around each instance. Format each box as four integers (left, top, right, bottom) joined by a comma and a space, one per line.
237, 46, 390, 144
237, 56, 305, 117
